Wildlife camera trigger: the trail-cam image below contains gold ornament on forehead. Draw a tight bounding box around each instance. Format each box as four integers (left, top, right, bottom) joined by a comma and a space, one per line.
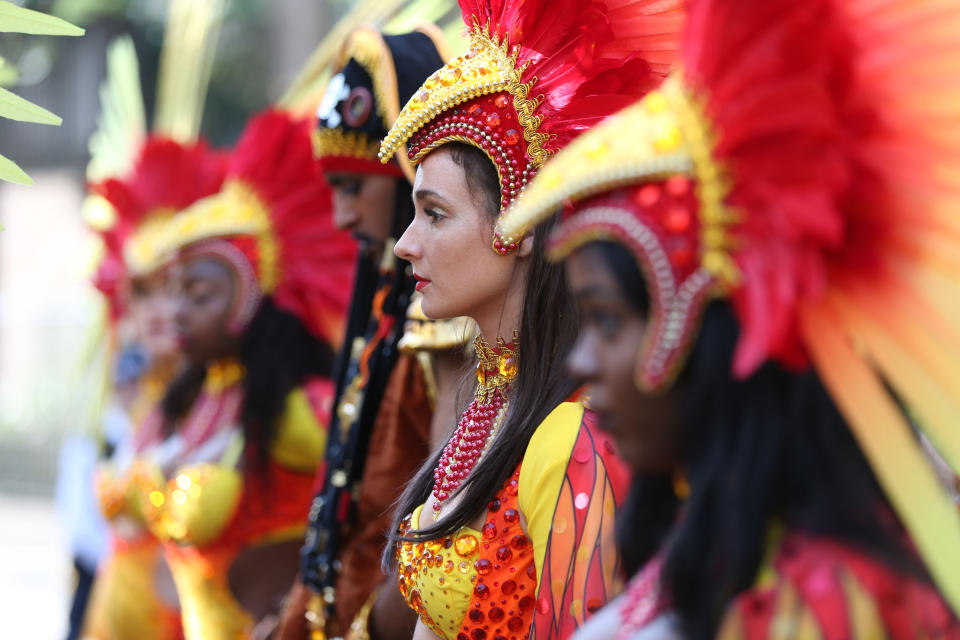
499, 73, 742, 291
378, 22, 549, 170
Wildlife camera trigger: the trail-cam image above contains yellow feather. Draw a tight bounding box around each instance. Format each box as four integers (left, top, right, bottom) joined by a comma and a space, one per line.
828, 288, 960, 475
800, 300, 960, 618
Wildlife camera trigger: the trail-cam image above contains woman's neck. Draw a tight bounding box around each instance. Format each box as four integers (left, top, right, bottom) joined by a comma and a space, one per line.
472, 275, 525, 346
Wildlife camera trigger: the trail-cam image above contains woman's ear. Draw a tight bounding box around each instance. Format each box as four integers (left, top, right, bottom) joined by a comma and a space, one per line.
517, 232, 535, 258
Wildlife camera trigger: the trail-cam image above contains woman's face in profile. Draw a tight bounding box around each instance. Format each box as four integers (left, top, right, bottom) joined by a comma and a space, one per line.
565, 243, 683, 474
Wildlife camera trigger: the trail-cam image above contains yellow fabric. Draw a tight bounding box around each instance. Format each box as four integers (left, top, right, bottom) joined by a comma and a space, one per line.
83, 542, 181, 640
408, 504, 481, 638
517, 400, 586, 592
162, 463, 243, 547
166, 548, 254, 640
270, 386, 328, 472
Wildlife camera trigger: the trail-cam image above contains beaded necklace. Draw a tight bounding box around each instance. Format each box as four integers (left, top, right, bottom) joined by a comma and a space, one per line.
431, 332, 518, 520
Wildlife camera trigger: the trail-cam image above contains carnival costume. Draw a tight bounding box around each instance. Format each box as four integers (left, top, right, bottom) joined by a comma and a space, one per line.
82, 30, 227, 640
298, 25, 476, 638
142, 109, 355, 640
378, 0, 684, 637
500, 0, 960, 635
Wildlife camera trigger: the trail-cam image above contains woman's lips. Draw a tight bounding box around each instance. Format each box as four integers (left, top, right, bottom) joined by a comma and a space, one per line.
414, 274, 431, 292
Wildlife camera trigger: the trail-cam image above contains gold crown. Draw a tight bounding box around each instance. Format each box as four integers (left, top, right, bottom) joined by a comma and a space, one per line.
312, 128, 380, 162
499, 74, 741, 288
158, 180, 279, 292
378, 23, 547, 169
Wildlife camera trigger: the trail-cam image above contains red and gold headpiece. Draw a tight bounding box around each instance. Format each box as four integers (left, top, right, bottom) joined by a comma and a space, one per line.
379, 0, 685, 254
160, 109, 356, 343
89, 137, 227, 321
501, 0, 960, 614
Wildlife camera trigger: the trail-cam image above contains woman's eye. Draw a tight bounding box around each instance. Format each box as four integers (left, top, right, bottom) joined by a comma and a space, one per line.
343, 182, 361, 196
424, 208, 445, 223
587, 310, 621, 337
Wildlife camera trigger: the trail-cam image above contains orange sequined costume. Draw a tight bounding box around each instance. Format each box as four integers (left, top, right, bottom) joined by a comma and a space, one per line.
379, 0, 684, 635
396, 399, 631, 639
144, 369, 333, 640
501, 0, 960, 633
84, 128, 227, 640
145, 108, 354, 640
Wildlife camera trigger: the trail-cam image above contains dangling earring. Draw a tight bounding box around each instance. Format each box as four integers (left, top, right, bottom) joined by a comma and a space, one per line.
672, 468, 690, 501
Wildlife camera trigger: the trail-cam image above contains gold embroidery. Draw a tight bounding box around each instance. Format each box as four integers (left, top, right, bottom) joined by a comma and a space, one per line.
378, 22, 549, 170
159, 180, 281, 293
312, 128, 380, 162
499, 73, 741, 290
123, 207, 176, 275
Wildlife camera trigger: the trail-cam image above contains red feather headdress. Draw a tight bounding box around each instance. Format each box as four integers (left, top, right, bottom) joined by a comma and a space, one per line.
88, 137, 227, 321
501, 0, 960, 613
378, 0, 685, 254
160, 109, 356, 344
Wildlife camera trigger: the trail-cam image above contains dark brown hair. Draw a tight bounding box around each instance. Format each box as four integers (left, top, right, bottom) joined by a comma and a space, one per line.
386, 142, 580, 551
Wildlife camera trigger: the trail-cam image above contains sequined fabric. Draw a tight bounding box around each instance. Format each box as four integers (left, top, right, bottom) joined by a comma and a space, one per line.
397, 466, 538, 640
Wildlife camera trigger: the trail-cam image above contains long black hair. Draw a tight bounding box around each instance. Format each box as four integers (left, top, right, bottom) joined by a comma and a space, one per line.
386, 142, 580, 551
593, 241, 926, 638
162, 296, 335, 472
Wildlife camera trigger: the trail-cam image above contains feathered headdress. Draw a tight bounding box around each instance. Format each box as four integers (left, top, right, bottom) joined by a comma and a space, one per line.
159, 109, 357, 344
90, 137, 227, 320
86, 17, 226, 323
378, 0, 685, 254
500, 0, 960, 613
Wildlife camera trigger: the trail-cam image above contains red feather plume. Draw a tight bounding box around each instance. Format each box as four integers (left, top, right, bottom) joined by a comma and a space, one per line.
460, 0, 685, 155
89, 137, 227, 321
224, 109, 356, 344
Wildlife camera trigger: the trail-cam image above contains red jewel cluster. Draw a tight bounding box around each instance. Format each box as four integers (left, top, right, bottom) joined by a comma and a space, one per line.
408, 92, 534, 252
461, 468, 538, 640
433, 389, 506, 515
627, 175, 700, 274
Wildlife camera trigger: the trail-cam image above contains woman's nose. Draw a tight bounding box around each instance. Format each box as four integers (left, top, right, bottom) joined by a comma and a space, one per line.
394, 220, 419, 261
566, 332, 600, 383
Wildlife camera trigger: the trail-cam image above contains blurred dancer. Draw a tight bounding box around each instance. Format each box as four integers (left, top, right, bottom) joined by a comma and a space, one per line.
142, 109, 355, 640
78, 27, 227, 639
499, 0, 960, 636
277, 25, 478, 640
375, 0, 684, 637
83, 137, 225, 640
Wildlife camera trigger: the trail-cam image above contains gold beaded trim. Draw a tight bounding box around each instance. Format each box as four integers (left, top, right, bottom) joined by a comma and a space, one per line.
312, 128, 380, 162
499, 73, 741, 291
124, 207, 176, 276
159, 180, 280, 293
379, 22, 548, 169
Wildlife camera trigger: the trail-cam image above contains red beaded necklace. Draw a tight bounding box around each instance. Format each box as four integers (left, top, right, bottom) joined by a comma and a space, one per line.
431, 332, 519, 520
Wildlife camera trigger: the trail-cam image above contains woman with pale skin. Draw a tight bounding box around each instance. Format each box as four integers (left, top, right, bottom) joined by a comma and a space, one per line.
376, 1, 684, 637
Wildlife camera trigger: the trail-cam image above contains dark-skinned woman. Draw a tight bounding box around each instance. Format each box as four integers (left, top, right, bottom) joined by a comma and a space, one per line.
376, 0, 686, 637
499, 0, 960, 636
139, 109, 355, 640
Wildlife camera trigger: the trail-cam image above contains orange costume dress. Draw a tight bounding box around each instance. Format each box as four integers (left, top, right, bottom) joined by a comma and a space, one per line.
500, 0, 960, 633
84, 130, 227, 640
146, 108, 354, 640
143, 362, 333, 640
395, 343, 631, 640
378, 0, 684, 635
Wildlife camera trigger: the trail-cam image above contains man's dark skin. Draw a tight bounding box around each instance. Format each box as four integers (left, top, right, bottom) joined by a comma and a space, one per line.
275, 171, 465, 640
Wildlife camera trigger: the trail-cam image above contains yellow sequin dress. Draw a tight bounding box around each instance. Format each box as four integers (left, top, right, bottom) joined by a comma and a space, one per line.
397, 401, 631, 639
